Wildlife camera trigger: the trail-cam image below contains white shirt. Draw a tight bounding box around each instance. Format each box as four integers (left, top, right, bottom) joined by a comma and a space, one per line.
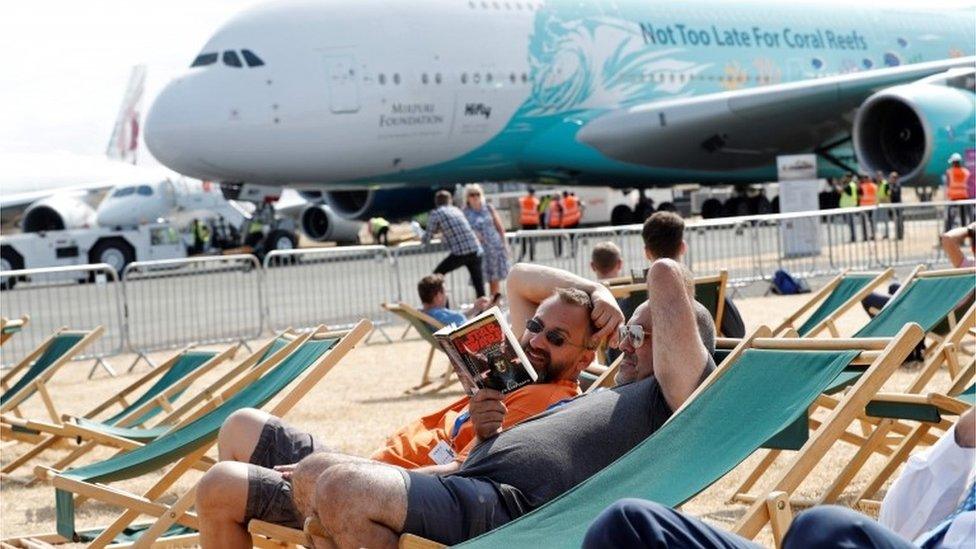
879, 424, 975, 548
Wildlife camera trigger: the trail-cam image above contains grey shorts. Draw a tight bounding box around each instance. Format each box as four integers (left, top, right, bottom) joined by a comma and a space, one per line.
243, 417, 324, 528
400, 470, 512, 545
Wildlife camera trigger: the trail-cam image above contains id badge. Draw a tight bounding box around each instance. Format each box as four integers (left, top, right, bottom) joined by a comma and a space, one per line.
428, 440, 457, 465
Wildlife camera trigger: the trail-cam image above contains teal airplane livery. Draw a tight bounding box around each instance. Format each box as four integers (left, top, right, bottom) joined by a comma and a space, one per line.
144, 0, 976, 221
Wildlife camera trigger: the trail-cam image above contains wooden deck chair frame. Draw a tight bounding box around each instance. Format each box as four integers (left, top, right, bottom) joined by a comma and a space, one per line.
0, 314, 29, 347
770, 268, 893, 337
608, 270, 728, 331
730, 268, 976, 504
253, 325, 924, 549
9, 330, 304, 483
382, 302, 456, 393
0, 344, 236, 478
0, 326, 104, 424
9, 320, 370, 549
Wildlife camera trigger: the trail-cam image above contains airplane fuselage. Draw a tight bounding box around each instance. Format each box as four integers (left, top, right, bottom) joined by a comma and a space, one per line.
145, 0, 976, 189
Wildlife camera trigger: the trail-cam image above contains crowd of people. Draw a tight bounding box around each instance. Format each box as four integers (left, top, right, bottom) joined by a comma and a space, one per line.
189, 198, 975, 548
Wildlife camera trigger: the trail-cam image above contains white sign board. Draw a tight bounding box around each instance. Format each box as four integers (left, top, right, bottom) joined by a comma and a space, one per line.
777, 155, 822, 257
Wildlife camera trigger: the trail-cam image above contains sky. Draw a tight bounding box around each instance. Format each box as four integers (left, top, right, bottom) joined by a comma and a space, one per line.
1, 0, 974, 171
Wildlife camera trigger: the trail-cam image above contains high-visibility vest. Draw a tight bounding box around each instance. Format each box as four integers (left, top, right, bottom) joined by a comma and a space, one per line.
547, 198, 563, 228
947, 167, 971, 200
194, 221, 210, 242
858, 181, 877, 206
519, 195, 540, 226
877, 179, 891, 204
839, 181, 858, 208
370, 217, 390, 234
562, 195, 581, 226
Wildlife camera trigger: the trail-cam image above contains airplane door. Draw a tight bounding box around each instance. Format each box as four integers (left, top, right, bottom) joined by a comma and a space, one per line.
325, 55, 360, 113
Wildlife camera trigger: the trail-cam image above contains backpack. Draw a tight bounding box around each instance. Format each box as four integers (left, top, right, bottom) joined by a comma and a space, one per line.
771, 269, 811, 295
719, 296, 746, 338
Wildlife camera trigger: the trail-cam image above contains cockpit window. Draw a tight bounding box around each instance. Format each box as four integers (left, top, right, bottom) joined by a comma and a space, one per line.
112, 187, 135, 197
191, 53, 218, 67
241, 49, 265, 67
137, 185, 154, 196
223, 50, 243, 68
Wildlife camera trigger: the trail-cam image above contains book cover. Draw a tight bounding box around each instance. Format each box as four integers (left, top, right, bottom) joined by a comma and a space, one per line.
434, 307, 537, 395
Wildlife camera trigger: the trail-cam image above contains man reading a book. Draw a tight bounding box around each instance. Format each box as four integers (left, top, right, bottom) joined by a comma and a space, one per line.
301, 258, 713, 548
195, 263, 624, 548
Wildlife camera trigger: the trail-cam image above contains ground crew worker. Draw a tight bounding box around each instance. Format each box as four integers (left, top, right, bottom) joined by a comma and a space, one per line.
518, 188, 540, 261
876, 171, 892, 239
191, 218, 211, 255
836, 174, 859, 242
370, 217, 391, 246
888, 171, 904, 240
548, 192, 564, 257
945, 152, 972, 230
245, 216, 265, 247
562, 191, 581, 229
858, 174, 877, 240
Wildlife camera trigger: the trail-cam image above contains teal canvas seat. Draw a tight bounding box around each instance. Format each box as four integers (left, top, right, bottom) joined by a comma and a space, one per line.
456, 348, 860, 548
0, 334, 85, 408
854, 275, 975, 338
797, 274, 877, 336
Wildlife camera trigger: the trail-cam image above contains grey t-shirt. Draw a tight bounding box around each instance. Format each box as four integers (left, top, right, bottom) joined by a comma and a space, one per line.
454, 355, 716, 517
693, 301, 717, 355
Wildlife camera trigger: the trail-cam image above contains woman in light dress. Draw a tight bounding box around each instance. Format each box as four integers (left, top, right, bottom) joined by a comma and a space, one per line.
463, 183, 510, 297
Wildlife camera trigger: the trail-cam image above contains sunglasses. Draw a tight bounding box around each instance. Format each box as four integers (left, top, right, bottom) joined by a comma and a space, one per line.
617, 324, 652, 349
525, 317, 590, 349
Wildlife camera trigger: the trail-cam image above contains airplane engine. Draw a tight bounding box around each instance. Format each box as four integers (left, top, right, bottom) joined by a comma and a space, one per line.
324, 187, 437, 222
299, 203, 363, 244
21, 196, 97, 233
854, 82, 975, 186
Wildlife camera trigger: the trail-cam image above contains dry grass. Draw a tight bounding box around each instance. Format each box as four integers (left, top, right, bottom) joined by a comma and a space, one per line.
0, 291, 966, 547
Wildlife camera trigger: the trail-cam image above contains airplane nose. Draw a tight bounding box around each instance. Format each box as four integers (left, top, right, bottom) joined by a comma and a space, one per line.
145, 78, 213, 178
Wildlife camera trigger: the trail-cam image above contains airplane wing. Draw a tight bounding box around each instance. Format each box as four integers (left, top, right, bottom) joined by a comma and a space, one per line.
577, 56, 976, 171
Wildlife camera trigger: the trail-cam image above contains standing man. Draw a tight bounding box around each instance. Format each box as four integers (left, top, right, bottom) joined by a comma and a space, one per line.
190, 219, 211, 255
945, 152, 972, 230
836, 173, 859, 243
889, 171, 904, 240
876, 171, 892, 239
548, 192, 565, 257
858, 173, 877, 241
518, 188, 540, 261
421, 190, 486, 298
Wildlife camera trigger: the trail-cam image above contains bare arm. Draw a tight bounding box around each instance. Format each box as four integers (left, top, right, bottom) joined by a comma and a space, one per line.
413, 461, 461, 475
941, 225, 973, 268
647, 259, 709, 411
507, 263, 623, 345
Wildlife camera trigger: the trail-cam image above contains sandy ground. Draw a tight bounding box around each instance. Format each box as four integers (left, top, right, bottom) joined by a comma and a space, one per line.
0, 289, 968, 547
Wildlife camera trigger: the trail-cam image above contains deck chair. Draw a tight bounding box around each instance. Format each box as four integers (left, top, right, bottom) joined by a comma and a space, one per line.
0, 314, 29, 346
259, 325, 923, 549
6, 321, 369, 549
770, 269, 893, 337
382, 302, 456, 393
0, 327, 104, 424
608, 270, 728, 330
731, 278, 976, 506
4, 333, 299, 481
0, 345, 234, 476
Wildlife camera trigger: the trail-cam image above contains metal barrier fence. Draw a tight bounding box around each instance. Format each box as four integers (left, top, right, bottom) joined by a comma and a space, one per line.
264, 245, 397, 332
1, 200, 971, 366
0, 264, 125, 372
122, 254, 263, 356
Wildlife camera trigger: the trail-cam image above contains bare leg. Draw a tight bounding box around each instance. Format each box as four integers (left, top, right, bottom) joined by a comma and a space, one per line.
314, 462, 408, 549
217, 408, 273, 462
195, 461, 252, 549
489, 280, 501, 296
291, 452, 371, 519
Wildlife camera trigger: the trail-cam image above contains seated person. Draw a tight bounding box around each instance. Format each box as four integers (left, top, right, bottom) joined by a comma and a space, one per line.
302, 259, 714, 547
642, 212, 720, 348
417, 274, 489, 327
194, 263, 623, 548
941, 222, 976, 268
591, 241, 625, 281
582, 406, 975, 549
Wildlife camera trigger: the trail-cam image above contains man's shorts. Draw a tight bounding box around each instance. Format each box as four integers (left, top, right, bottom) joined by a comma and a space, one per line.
243, 417, 323, 528
400, 470, 512, 545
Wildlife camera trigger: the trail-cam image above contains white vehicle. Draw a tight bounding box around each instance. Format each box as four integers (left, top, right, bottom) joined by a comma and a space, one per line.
1, 222, 185, 289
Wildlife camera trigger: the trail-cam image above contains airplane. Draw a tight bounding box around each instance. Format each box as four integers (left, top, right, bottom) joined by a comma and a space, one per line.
144, 0, 976, 223
0, 66, 180, 230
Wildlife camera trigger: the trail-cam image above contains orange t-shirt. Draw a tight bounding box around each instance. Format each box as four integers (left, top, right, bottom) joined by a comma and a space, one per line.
370, 380, 580, 468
